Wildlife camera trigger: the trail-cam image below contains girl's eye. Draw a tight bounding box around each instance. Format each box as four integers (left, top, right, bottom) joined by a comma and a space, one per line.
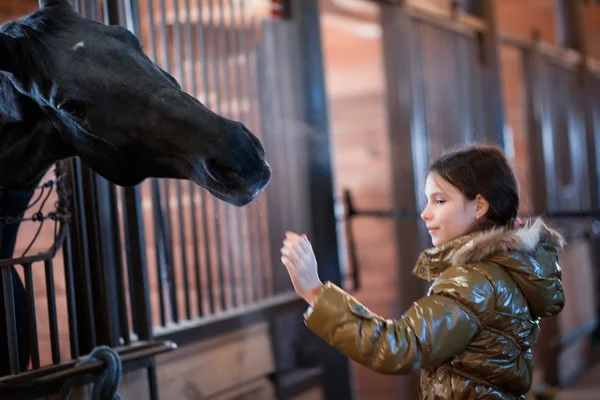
436, 200, 445, 205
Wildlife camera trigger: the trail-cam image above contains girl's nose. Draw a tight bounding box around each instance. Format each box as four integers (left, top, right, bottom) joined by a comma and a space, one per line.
421, 206, 431, 221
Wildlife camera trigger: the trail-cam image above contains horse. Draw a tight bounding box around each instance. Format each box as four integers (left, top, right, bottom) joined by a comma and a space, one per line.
0, 0, 271, 376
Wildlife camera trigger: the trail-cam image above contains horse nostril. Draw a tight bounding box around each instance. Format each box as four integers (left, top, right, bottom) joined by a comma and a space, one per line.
206, 158, 241, 181
240, 123, 263, 153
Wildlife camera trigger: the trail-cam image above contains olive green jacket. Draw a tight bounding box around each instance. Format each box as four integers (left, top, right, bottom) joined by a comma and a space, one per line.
304, 218, 565, 399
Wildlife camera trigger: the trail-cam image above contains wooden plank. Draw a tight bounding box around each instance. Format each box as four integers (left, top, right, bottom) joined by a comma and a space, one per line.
290, 386, 325, 400
155, 322, 275, 399
405, 0, 487, 34
205, 378, 276, 400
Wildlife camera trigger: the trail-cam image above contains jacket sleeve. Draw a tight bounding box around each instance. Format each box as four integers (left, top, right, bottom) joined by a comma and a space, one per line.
304, 280, 483, 374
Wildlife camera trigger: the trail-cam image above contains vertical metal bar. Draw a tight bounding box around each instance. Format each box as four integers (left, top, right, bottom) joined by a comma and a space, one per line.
103, 0, 120, 25
194, 0, 216, 314
161, 181, 179, 323
93, 176, 121, 347
151, 181, 167, 326
251, 8, 273, 297
239, 0, 258, 301
44, 259, 61, 364
201, 194, 216, 314
61, 230, 79, 359
207, 0, 227, 311
122, 186, 153, 340
229, 0, 248, 306
2, 267, 19, 374
175, 184, 192, 320
67, 158, 97, 352
189, 182, 204, 316
183, 0, 203, 317
218, 0, 238, 308
147, 362, 159, 400
144, 0, 158, 62
171, 0, 192, 320
158, 0, 172, 71
23, 263, 40, 369
250, 12, 266, 300
109, 185, 131, 345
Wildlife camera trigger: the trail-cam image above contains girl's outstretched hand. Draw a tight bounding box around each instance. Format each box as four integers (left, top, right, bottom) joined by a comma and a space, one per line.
280, 231, 323, 305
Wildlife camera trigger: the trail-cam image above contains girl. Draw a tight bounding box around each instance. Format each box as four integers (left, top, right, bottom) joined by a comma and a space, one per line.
280, 144, 565, 400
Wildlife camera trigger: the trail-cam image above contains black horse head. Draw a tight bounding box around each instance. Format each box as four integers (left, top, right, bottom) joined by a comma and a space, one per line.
0, 0, 271, 206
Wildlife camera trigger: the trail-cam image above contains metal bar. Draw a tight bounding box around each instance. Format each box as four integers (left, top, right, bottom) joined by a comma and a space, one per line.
189, 182, 204, 317
103, 0, 120, 25
170, 0, 192, 320
147, 362, 159, 400
61, 230, 79, 359
218, 0, 238, 308
229, 0, 248, 306
182, 0, 203, 316
201, 192, 215, 314
0, 342, 177, 398
343, 190, 600, 220
44, 259, 60, 364
23, 264, 40, 369
161, 181, 179, 323
250, 11, 267, 300
151, 181, 167, 327
193, 0, 215, 315
175, 183, 192, 320
154, 292, 304, 345
109, 185, 131, 345
239, 0, 259, 300
68, 158, 97, 351
2, 267, 19, 374
122, 186, 153, 341
94, 177, 121, 347
0, 341, 175, 384
144, 0, 158, 62
207, 0, 227, 311
158, 0, 171, 71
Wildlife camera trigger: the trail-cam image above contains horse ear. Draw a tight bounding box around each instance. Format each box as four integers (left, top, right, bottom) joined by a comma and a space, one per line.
39, 0, 72, 9
0, 34, 19, 74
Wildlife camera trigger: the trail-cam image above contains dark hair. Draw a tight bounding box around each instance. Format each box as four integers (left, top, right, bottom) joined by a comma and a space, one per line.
429, 143, 520, 230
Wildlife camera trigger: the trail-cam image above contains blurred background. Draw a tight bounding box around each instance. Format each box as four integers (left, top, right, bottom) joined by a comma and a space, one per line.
1, 0, 600, 399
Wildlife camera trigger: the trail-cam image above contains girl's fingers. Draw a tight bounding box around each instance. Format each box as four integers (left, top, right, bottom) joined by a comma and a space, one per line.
298, 238, 312, 255
281, 246, 302, 268
283, 239, 307, 258
281, 255, 296, 272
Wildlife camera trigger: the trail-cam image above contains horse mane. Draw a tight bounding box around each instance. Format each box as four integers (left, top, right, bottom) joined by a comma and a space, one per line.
0, 6, 80, 81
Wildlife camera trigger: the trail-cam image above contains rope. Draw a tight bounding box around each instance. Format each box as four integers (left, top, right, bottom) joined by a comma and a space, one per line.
59, 345, 123, 400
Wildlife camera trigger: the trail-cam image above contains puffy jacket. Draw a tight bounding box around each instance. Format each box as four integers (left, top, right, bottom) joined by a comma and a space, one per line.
304, 218, 565, 399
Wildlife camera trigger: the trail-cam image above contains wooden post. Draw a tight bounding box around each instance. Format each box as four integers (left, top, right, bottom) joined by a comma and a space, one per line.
554, 0, 598, 210
379, 2, 422, 399
465, 0, 506, 147
298, 1, 355, 398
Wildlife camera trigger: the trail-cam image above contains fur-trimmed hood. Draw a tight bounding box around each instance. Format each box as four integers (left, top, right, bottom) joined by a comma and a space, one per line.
449, 217, 566, 265
414, 218, 566, 318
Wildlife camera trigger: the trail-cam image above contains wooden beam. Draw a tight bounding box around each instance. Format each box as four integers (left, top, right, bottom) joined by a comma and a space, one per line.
465, 0, 505, 147
554, 0, 588, 53
378, 3, 422, 399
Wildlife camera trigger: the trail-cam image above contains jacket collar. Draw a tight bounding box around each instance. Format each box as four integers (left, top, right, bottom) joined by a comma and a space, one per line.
412, 218, 565, 281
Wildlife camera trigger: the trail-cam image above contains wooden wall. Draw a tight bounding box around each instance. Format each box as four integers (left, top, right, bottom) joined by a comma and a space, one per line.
3, 0, 600, 399
323, 0, 600, 399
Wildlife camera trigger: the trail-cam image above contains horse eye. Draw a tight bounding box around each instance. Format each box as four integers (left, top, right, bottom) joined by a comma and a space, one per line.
58, 100, 86, 120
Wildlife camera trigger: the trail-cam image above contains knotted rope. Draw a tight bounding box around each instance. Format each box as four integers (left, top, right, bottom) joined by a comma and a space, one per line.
59, 345, 122, 400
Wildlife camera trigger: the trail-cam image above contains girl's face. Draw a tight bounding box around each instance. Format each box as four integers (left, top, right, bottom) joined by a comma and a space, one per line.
421, 172, 487, 247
